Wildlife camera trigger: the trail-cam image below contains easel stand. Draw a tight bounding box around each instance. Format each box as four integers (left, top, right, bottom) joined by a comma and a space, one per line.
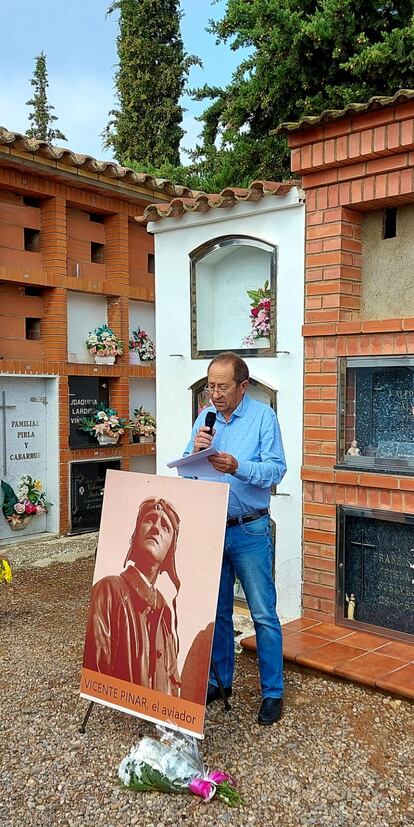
78, 658, 230, 734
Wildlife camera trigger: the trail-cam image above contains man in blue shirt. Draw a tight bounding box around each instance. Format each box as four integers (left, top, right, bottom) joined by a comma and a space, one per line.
184, 351, 286, 725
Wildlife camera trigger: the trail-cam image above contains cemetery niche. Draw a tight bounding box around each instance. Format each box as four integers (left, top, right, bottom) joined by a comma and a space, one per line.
70, 459, 121, 533
190, 235, 277, 358
69, 376, 109, 449
0, 375, 59, 542
338, 507, 414, 639
338, 357, 414, 472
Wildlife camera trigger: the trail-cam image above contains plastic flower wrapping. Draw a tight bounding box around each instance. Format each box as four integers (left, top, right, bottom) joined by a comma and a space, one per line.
1, 475, 51, 529
78, 404, 130, 439
86, 324, 124, 357
241, 281, 271, 348
129, 328, 156, 361
118, 728, 243, 807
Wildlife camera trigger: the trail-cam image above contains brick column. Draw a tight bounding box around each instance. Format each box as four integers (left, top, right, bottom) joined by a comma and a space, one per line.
104, 212, 129, 293
41, 287, 68, 361
40, 196, 67, 283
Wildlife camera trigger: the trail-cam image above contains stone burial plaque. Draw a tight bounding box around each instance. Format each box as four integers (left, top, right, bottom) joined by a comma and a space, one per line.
69, 376, 109, 449
70, 459, 121, 533
0, 375, 50, 541
355, 365, 414, 458
340, 508, 414, 636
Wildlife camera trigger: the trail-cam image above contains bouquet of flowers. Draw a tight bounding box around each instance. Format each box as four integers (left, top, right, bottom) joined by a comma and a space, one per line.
0, 558, 12, 584
86, 325, 124, 357
118, 728, 243, 807
78, 404, 129, 440
1, 475, 51, 530
130, 406, 156, 440
241, 281, 271, 348
129, 328, 156, 361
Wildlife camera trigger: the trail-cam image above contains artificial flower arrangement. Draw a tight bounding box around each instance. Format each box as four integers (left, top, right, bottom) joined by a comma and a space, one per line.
78, 404, 130, 445
86, 325, 124, 360
0, 558, 12, 584
118, 727, 243, 807
241, 280, 271, 348
1, 475, 51, 531
130, 406, 156, 442
129, 328, 156, 361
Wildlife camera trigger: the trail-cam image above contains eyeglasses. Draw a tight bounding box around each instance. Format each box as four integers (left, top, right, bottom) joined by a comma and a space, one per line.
203, 383, 238, 395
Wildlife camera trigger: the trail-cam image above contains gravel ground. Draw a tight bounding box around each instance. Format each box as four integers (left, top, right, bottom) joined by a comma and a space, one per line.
1, 557, 414, 827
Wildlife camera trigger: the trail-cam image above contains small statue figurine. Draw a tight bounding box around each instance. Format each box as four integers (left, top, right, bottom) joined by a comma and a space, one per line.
347, 440, 361, 456
345, 593, 356, 620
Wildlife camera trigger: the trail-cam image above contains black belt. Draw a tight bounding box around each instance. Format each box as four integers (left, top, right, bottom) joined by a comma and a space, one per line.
226, 508, 269, 527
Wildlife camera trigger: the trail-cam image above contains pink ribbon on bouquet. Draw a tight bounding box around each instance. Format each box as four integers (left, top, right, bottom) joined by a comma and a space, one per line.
188, 771, 236, 802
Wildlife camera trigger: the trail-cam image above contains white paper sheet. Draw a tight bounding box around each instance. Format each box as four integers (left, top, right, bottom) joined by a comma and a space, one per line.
166, 447, 220, 479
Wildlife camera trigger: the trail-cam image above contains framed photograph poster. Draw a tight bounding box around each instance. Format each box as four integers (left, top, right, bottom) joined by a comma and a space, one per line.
80, 470, 229, 738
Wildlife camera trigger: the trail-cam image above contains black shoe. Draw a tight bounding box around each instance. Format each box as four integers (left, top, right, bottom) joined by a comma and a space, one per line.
258, 697, 283, 725
206, 684, 232, 706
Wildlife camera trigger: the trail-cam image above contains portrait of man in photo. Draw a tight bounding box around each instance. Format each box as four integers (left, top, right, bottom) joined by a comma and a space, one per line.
80, 471, 229, 736
83, 497, 182, 696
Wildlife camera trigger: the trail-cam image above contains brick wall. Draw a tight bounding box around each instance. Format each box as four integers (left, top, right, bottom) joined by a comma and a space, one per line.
288, 99, 414, 624
0, 160, 156, 537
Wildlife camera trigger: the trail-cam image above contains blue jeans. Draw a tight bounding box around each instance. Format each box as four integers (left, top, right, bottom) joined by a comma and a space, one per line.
210, 515, 283, 698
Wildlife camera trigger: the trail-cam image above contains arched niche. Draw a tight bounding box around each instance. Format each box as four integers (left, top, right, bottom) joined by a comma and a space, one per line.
191, 376, 277, 422
190, 235, 277, 358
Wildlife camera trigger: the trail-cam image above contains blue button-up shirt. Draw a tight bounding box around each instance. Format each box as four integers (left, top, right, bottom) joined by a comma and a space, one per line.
184, 395, 286, 518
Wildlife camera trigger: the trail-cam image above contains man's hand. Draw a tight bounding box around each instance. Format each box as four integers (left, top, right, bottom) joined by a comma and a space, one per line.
208, 452, 238, 475
193, 425, 214, 452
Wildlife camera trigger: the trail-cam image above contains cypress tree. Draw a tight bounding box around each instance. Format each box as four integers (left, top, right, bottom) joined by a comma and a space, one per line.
104, 0, 200, 166
26, 51, 67, 143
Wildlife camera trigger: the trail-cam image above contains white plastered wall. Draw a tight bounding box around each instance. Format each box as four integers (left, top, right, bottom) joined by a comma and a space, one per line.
148, 191, 305, 621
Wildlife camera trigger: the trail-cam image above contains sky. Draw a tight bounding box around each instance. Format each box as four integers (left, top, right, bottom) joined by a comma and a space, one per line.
0, 0, 245, 163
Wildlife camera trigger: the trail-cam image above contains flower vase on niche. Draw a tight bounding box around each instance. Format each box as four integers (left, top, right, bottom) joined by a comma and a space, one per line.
1, 476, 51, 532
97, 433, 120, 446
129, 328, 156, 365
86, 324, 123, 365
78, 404, 130, 446
130, 406, 156, 444
241, 281, 271, 350
129, 350, 141, 366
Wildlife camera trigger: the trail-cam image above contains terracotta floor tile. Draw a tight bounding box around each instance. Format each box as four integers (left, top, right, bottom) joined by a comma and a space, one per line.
334, 652, 407, 685
376, 641, 414, 662
376, 663, 414, 699
296, 641, 365, 673
282, 618, 320, 634
282, 632, 327, 660
301, 622, 353, 641
334, 630, 392, 650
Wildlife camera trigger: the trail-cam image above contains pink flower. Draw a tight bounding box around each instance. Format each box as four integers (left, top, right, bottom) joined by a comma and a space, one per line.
188, 779, 215, 801
251, 307, 259, 318
208, 771, 235, 785
35, 505, 44, 514
14, 502, 26, 514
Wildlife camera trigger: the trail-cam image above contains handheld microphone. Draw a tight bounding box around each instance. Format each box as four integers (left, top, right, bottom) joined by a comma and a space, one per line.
205, 411, 216, 435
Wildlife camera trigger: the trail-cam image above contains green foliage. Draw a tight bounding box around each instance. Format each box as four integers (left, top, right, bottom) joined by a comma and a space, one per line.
127, 764, 185, 793
246, 280, 270, 307
26, 51, 66, 143
1, 481, 17, 519
104, 0, 201, 167
192, 0, 414, 185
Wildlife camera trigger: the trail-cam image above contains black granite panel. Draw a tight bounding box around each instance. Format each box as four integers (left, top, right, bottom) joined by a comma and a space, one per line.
355, 366, 414, 457
69, 376, 109, 449
343, 513, 414, 635
70, 459, 120, 533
